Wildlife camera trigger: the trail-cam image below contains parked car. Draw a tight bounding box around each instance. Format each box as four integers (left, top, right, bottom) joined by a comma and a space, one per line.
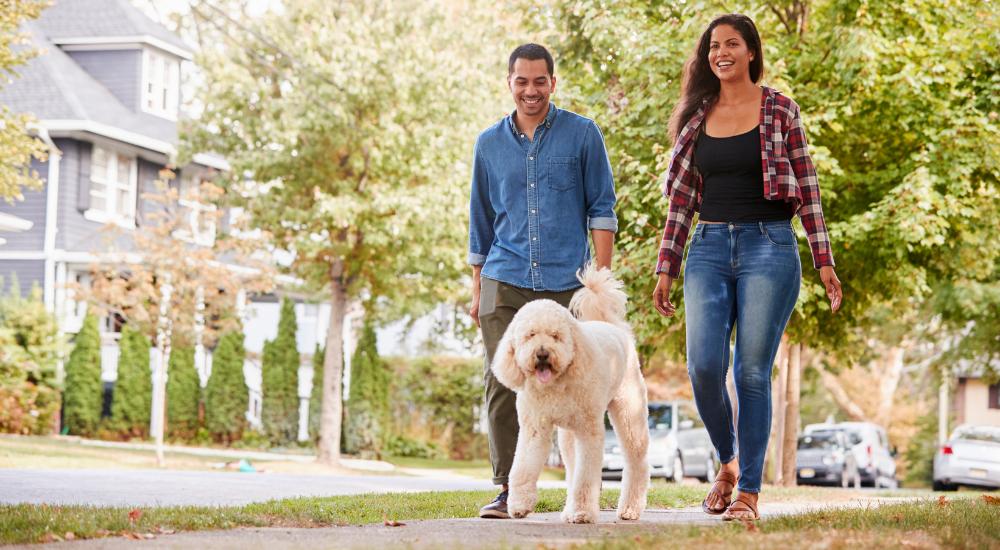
933, 424, 1000, 491
805, 421, 898, 487
796, 430, 861, 488
602, 401, 716, 482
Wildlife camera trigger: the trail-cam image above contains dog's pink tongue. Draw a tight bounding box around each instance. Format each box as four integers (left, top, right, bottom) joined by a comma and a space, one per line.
536, 367, 553, 383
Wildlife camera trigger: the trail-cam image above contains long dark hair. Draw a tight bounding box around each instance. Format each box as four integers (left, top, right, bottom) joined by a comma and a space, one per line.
668, 14, 764, 141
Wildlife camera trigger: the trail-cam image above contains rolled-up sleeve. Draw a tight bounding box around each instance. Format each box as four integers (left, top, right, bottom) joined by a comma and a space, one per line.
582, 121, 618, 232
468, 138, 494, 265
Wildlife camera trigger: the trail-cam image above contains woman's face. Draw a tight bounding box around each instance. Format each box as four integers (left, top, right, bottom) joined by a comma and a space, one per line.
707, 24, 754, 83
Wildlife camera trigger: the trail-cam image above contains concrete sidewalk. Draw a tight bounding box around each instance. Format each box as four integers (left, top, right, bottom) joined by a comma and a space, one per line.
18, 498, 918, 550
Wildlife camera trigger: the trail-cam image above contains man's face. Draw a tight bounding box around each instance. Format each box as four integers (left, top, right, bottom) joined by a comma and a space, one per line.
507, 58, 556, 119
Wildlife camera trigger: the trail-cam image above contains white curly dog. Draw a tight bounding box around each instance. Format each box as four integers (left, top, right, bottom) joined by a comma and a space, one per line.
491, 265, 649, 523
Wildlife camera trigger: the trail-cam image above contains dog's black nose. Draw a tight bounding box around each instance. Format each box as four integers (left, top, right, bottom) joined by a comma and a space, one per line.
535, 348, 550, 361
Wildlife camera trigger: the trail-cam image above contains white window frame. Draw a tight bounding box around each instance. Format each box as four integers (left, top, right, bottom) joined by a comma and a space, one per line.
85, 146, 138, 228
141, 48, 180, 120
174, 176, 217, 246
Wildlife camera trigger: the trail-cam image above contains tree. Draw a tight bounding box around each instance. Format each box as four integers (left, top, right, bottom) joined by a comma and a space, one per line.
184, 0, 506, 464
0, 0, 47, 201
526, 0, 999, 481
261, 298, 300, 446
166, 346, 200, 439
110, 325, 152, 437
62, 314, 102, 436
204, 330, 248, 443
344, 322, 389, 456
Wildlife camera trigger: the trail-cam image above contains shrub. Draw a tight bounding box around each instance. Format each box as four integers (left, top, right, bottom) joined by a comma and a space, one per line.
62, 314, 103, 436
309, 343, 324, 442
166, 346, 200, 439
0, 382, 59, 435
204, 331, 248, 443
344, 323, 389, 457
261, 298, 300, 446
384, 434, 444, 459
109, 325, 151, 437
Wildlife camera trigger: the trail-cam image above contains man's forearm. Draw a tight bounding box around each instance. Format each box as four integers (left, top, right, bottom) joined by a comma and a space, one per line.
472, 264, 483, 294
591, 229, 614, 270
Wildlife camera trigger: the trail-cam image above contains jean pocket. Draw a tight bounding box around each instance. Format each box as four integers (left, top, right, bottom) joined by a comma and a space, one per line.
547, 156, 577, 191
763, 226, 797, 247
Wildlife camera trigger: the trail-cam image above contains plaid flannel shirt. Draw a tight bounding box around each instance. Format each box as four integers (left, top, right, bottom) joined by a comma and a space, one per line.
656, 87, 835, 278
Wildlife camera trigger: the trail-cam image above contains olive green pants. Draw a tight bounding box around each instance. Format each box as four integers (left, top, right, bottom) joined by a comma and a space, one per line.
478, 277, 578, 486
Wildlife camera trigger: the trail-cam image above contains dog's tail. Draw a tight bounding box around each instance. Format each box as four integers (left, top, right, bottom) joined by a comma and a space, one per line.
569, 264, 629, 330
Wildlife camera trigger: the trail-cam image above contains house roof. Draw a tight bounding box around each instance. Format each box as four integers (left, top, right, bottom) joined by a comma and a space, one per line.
36, 0, 193, 58
0, 22, 178, 150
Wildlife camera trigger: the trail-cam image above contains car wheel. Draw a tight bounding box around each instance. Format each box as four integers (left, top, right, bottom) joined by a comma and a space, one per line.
932, 480, 958, 492
671, 455, 684, 483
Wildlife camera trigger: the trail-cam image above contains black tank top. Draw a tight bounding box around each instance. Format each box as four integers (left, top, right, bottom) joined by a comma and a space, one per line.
694, 126, 794, 222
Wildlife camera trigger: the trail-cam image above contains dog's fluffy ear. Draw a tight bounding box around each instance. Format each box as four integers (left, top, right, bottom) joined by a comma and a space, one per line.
491, 329, 524, 390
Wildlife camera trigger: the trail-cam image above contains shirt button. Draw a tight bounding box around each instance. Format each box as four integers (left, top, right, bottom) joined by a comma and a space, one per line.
531, 209, 536, 214
528, 156, 534, 160
533, 262, 538, 267
530, 184, 535, 188
520, 134, 525, 138
532, 237, 537, 241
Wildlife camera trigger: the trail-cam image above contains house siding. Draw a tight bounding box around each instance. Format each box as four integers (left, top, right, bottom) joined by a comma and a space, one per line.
0, 259, 45, 295
0, 157, 48, 250
66, 50, 142, 111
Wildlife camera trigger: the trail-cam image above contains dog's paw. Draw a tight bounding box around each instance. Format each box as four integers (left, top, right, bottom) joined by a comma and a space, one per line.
509, 506, 531, 519
507, 491, 536, 519
570, 510, 597, 524
617, 506, 641, 521
560, 508, 575, 523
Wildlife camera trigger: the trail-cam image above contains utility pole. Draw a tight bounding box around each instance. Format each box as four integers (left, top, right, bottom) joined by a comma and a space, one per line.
150, 273, 173, 467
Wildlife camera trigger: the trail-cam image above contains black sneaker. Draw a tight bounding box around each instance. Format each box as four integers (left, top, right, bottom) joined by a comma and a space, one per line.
478, 490, 509, 519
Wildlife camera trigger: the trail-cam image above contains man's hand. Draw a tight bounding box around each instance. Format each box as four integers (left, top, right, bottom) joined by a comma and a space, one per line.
652, 273, 676, 317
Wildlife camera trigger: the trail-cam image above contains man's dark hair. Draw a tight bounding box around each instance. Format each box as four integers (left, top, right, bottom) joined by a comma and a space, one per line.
508, 43, 554, 76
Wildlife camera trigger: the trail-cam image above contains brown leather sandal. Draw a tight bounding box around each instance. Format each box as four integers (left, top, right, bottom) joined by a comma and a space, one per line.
701, 470, 737, 515
722, 492, 760, 521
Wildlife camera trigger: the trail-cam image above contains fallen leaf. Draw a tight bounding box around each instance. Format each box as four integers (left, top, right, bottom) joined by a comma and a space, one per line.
741, 518, 759, 532
95, 529, 112, 537
143, 533, 156, 539
64, 532, 76, 540
937, 496, 948, 507
38, 533, 62, 543
122, 531, 143, 540
154, 526, 176, 535
128, 508, 144, 524
983, 495, 999, 506
382, 514, 405, 527
892, 513, 903, 523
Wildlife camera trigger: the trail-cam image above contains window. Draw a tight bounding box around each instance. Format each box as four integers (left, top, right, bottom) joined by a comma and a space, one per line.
142, 49, 180, 119
88, 146, 137, 226
175, 176, 217, 246
989, 383, 1000, 410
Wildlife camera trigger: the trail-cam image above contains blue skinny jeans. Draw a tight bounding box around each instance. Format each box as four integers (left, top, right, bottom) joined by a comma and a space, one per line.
683, 220, 801, 493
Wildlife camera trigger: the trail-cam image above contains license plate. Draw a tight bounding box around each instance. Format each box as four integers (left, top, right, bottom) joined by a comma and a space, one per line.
970, 468, 988, 478
800, 468, 815, 478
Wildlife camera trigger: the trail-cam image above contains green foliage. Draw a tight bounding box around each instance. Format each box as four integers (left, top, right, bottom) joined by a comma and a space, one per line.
204, 331, 248, 443
0, 281, 62, 390
109, 325, 151, 437
0, 0, 48, 201
391, 356, 483, 459
166, 346, 200, 439
344, 323, 390, 457
904, 405, 941, 487
308, 343, 323, 442
62, 314, 102, 436
261, 299, 300, 446
383, 434, 444, 459
525, 1, 1000, 366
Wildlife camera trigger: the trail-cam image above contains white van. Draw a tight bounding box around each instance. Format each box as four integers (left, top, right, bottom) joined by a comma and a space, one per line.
804, 422, 898, 488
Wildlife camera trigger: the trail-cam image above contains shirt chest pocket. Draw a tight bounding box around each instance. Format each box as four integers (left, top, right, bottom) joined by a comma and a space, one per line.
547, 156, 578, 191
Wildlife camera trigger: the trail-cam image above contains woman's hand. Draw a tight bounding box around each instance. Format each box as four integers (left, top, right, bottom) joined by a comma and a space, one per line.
652, 273, 677, 317
819, 266, 843, 313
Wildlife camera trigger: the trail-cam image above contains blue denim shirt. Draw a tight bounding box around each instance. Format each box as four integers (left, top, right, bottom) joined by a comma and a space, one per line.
468, 105, 617, 291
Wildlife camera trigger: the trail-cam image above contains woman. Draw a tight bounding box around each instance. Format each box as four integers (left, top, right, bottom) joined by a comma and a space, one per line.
651, 14, 843, 521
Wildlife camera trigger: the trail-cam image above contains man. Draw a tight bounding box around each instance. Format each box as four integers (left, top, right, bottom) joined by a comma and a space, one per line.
468, 43, 618, 519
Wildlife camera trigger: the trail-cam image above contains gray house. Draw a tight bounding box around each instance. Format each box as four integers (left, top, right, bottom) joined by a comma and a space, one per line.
0, 0, 334, 438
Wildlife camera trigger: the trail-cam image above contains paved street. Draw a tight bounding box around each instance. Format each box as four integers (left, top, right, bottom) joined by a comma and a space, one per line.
0, 469, 570, 507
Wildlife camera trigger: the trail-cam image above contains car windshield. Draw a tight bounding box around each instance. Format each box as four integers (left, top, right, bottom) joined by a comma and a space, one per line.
953, 426, 1000, 444
798, 433, 838, 450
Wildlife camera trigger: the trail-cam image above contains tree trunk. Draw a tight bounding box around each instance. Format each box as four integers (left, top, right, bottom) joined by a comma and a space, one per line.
780, 342, 802, 486
938, 374, 950, 445
317, 261, 347, 465
815, 362, 867, 421
768, 335, 789, 484
875, 346, 905, 428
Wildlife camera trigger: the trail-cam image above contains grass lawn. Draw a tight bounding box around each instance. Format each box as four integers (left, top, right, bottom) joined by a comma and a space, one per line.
2, 485, 976, 546
588, 496, 1000, 550
384, 455, 565, 481
0, 435, 221, 471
